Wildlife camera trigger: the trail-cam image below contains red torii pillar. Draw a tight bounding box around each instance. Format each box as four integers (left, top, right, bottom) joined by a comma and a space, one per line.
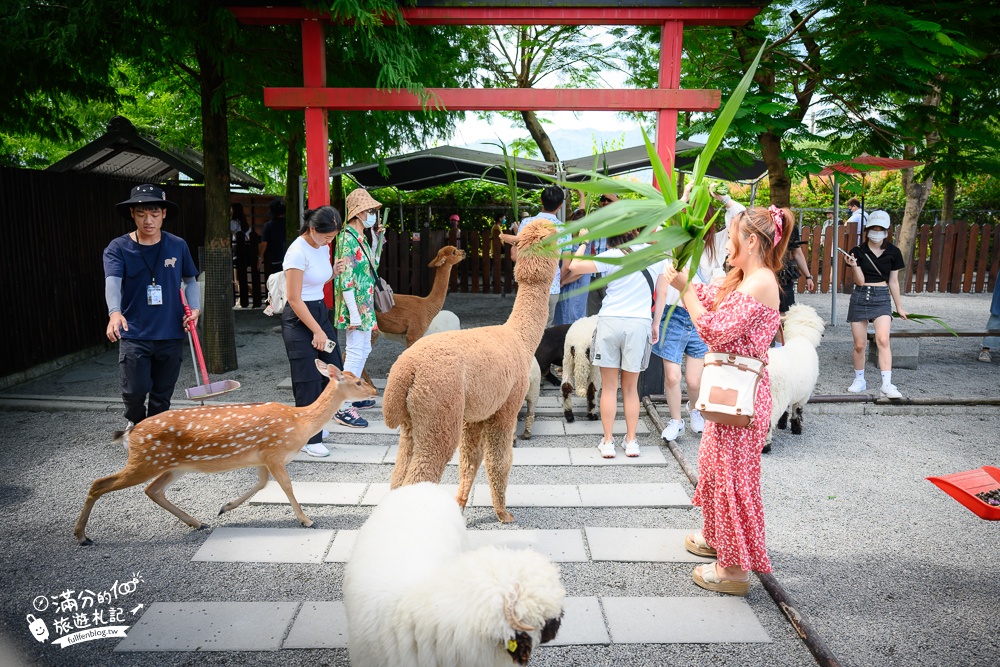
230, 5, 762, 208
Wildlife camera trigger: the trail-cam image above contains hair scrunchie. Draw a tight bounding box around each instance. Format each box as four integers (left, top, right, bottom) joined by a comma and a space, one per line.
768, 205, 784, 246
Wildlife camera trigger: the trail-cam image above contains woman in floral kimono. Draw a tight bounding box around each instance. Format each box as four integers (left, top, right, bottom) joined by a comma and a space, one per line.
333, 188, 385, 428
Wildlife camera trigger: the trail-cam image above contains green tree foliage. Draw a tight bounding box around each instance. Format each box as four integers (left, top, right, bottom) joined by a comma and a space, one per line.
478, 25, 622, 163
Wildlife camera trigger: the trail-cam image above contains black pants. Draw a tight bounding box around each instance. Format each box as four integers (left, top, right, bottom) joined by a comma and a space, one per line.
282, 299, 344, 444
779, 278, 796, 313
236, 250, 262, 308
119, 338, 184, 425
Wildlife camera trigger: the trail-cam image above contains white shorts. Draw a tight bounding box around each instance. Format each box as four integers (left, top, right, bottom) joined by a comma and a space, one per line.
591, 316, 652, 373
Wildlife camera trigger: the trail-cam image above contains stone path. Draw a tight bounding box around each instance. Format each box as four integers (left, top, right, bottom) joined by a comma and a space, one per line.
116, 381, 774, 654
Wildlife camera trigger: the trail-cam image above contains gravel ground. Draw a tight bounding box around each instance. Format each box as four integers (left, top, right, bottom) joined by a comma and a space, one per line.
0, 290, 998, 667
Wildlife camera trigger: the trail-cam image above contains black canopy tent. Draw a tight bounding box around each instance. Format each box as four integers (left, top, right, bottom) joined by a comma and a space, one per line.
332, 141, 767, 192
47, 116, 265, 190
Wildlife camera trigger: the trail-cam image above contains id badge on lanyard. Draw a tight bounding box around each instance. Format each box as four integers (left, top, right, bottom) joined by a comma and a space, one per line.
147, 283, 163, 305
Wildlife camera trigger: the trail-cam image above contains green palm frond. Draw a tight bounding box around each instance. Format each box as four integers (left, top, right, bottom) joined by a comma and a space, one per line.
894, 312, 958, 336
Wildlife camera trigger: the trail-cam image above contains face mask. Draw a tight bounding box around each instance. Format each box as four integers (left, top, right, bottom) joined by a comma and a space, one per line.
363, 212, 377, 228
868, 230, 887, 243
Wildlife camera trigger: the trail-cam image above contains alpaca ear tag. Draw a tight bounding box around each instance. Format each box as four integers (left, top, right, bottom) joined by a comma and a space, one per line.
507, 639, 517, 653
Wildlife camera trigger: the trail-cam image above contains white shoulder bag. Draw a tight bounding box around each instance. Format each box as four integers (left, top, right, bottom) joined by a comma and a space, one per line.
695, 352, 766, 428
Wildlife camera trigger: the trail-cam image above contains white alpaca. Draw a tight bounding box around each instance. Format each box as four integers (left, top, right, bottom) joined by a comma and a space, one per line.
344, 483, 565, 667
767, 304, 825, 448
520, 357, 541, 440
561, 315, 600, 423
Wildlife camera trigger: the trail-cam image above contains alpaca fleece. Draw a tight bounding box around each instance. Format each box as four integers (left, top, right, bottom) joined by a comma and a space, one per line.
344, 483, 565, 667
560, 315, 599, 423
767, 304, 825, 446
383, 219, 558, 523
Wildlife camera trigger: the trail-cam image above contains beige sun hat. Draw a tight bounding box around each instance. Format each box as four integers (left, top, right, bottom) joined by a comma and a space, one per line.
345, 188, 382, 223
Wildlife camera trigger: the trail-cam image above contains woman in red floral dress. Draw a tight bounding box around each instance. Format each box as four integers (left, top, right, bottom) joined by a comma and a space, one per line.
665, 204, 794, 596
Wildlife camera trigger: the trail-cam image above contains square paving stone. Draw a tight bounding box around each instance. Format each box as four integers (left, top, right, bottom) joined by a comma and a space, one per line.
470, 484, 581, 507
293, 444, 388, 464
250, 481, 367, 506
511, 447, 572, 466
602, 597, 770, 643
115, 601, 297, 652
362, 483, 459, 506
468, 529, 587, 562
384, 446, 571, 466
578, 483, 690, 508
545, 596, 609, 646
325, 531, 358, 562
515, 420, 565, 436
192, 527, 335, 563
282, 601, 349, 649
324, 419, 399, 435
564, 419, 649, 435
585, 528, 712, 563
326, 529, 586, 562
569, 446, 667, 466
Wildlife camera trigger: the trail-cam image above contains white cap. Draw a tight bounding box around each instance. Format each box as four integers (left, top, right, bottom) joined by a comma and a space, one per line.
865, 210, 890, 229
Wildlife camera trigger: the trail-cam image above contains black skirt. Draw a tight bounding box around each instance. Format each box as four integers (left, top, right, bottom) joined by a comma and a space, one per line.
847, 285, 892, 322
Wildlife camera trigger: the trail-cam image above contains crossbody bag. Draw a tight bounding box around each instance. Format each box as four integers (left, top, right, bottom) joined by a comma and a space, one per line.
344, 227, 395, 313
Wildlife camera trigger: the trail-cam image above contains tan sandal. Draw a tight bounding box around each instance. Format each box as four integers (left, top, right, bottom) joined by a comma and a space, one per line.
692, 563, 750, 596
684, 532, 717, 558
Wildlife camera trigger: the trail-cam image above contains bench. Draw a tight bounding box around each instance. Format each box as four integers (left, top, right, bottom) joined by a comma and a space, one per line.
866, 330, 1000, 369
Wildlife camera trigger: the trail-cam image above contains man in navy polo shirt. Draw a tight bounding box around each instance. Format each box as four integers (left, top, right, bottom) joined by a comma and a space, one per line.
104, 184, 200, 425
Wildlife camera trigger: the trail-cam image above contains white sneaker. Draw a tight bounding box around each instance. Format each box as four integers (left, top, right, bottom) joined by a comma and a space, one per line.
688, 405, 705, 434
623, 438, 640, 457
847, 377, 867, 393
302, 443, 330, 457
880, 383, 902, 399
321, 429, 330, 440
597, 438, 616, 459
661, 419, 684, 442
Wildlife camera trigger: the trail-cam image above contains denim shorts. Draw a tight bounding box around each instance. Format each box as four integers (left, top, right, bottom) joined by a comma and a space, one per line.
651, 306, 708, 364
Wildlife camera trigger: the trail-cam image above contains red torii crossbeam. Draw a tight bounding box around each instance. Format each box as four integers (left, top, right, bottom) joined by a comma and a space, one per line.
229, 3, 764, 208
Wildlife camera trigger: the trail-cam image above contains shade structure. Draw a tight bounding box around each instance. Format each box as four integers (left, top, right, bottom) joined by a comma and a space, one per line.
47, 116, 265, 190
822, 154, 923, 326
333, 142, 767, 192
330, 145, 556, 191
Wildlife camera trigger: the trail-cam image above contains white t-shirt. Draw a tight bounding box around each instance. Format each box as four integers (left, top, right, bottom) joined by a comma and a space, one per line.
592, 243, 667, 319
283, 235, 333, 301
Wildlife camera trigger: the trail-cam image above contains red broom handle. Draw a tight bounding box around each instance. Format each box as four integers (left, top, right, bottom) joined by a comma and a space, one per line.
179, 288, 210, 386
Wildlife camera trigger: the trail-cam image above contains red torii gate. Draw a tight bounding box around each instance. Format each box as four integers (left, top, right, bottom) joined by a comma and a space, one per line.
229, 2, 763, 209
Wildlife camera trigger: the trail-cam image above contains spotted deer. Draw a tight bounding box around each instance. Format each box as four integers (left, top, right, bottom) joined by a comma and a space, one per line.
74, 361, 375, 545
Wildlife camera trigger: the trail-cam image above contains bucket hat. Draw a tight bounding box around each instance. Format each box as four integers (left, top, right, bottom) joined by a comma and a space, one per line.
345, 188, 382, 224
865, 210, 890, 229
116, 184, 178, 219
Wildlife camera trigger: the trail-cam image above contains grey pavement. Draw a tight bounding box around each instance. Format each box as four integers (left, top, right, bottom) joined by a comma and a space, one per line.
0, 291, 998, 667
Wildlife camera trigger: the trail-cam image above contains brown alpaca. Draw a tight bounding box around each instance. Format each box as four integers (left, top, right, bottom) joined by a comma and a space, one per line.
383, 219, 557, 523
74, 362, 376, 545
375, 245, 466, 348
